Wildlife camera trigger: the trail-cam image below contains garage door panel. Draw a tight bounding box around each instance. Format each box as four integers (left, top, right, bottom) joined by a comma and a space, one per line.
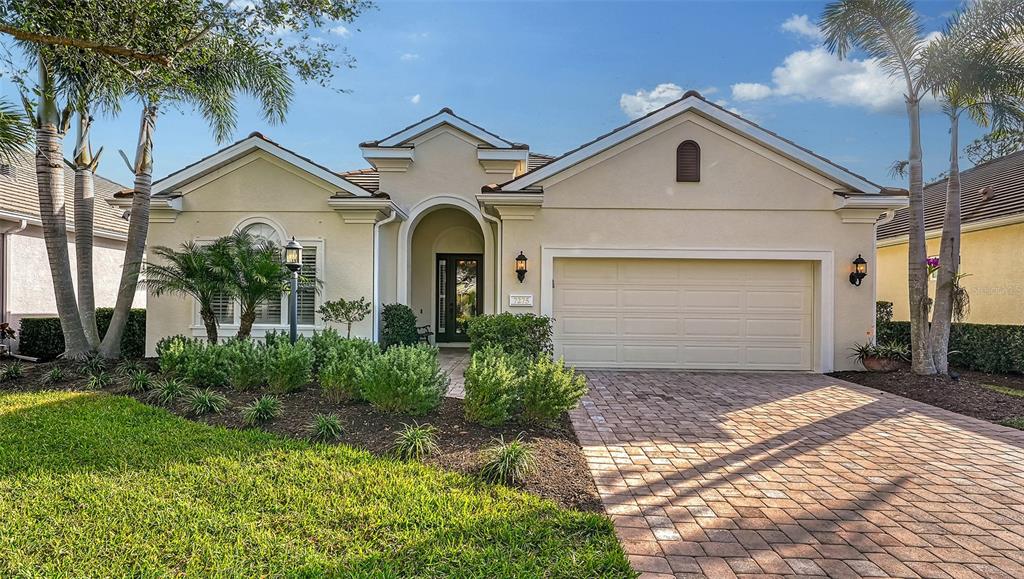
553, 258, 814, 371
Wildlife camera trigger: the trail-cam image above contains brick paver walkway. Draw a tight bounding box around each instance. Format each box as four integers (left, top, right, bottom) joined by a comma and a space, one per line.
571, 370, 1024, 578
439, 348, 468, 399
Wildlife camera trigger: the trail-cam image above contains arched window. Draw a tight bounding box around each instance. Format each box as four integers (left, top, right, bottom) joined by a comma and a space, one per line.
676, 140, 700, 182
241, 222, 282, 246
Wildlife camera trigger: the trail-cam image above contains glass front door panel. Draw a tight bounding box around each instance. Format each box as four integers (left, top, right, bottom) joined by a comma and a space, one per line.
453, 258, 479, 338
436, 254, 482, 342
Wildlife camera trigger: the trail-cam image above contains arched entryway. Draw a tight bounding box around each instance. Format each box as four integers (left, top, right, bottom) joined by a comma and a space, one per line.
398, 196, 494, 343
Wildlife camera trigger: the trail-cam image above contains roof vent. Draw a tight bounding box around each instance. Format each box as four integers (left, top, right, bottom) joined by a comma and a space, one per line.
979, 186, 995, 202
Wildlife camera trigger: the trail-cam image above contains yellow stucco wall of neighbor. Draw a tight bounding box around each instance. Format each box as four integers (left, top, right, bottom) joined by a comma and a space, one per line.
876, 220, 1024, 325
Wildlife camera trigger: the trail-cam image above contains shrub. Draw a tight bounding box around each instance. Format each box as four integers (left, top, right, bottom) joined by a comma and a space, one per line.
466, 313, 553, 359
85, 371, 113, 390
156, 335, 195, 376
309, 328, 346, 374
41, 366, 69, 385
380, 303, 418, 349
18, 309, 145, 361
187, 388, 229, 415
241, 395, 282, 426
463, 345, 524, 427
520, 356, 588, 426
360, 345, 448, 415
1, 362, 24, 382
876, 300, 894, 324
266, 339, 313, 394
480, 436, 535, 485
126, 370, 153, 393
181, 343, 232, 389
318, 338, 380, 403
223, 339, 269, 391
392, 422, 439, 461
309, 413, 344, 442
152, 378, 186, 405
263, 329, 288, 349
876, 320, 1024, 374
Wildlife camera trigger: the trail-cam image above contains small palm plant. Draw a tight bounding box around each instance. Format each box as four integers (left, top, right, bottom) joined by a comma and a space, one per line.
310, 413, 344, 442
480, 435, 536, 486
392, 422, 439, 461
152, 378, 186, 405
142, 242, 229, 344
188, 388, 229, 415
241, 395, 282, 426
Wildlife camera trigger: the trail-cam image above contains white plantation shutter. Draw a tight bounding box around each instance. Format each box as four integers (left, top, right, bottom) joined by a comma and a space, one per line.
211, 292, 234, 324
254, 297, 282, 324
296, 247, 318, 325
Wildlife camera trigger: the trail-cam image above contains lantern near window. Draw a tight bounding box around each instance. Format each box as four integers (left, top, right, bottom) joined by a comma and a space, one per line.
515, 251, 528, 283
284, 237, 303, 273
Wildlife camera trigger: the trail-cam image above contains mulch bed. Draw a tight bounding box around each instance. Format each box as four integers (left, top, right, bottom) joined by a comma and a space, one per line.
0, 358, 602, 512
830, 366, 1024, 423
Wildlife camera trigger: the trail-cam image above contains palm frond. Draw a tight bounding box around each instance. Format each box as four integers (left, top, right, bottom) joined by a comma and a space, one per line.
0, 98, 33, 162
820, 0, 925, 90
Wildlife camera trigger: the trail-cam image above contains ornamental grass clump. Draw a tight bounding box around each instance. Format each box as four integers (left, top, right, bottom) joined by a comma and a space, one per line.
1, 362, 24, 382
152, 378, 186, 405
241, 395, 281, 426
187, 388, 229, 416
79, 356, 107, 377
480, 435, 535, 486
392, 422, 439, 461
360, 345, 448, 415
41, 366, 69, 385
125, 370, 153, 393
318, 338, 380, 403
463, 345, 524, 427
118, 359, 145, 378
266, 339, 313, 394
85, 371, 113, 390
309, 413, 344, 442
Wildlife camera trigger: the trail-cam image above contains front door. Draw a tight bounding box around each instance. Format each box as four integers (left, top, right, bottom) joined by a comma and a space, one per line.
436, 254, 483, 342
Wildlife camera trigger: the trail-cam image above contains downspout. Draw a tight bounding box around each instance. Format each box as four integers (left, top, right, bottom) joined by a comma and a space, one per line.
0, 219, 28, 323
479, 203, 502, 314
372, 209, 400, 342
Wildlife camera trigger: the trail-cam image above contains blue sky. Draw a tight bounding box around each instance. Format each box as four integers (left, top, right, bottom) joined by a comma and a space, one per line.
17, 0, 978, 188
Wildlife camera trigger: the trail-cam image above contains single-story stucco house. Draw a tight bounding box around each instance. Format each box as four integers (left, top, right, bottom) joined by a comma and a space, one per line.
1, 149, 145, 351
877, 149, 1024, 325
134, 91, 907, 372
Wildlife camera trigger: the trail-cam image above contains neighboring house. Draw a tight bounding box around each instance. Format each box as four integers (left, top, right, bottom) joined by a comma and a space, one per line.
0, 150, 145, 351
139, 91, 906, 371
877, 150, 1024, 325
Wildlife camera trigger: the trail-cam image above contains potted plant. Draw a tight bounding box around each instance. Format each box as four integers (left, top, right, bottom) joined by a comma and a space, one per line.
0, 322, 14, 357
850, 341, 908, 372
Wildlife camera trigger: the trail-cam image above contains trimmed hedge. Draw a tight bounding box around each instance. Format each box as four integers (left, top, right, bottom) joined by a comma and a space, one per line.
466, 313, 553, 359
876, 320, 1024, 374
18, 308, 146, 360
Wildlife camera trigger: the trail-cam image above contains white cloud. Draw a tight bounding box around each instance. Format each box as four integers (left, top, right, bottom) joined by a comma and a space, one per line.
781, 14, 822, 40
619, 83, 685, 119
730, 47, 906, 113
400, 53, 420, 62
409, 94, 421, 105
329, 25, 350, 37
699, 86, 719, 96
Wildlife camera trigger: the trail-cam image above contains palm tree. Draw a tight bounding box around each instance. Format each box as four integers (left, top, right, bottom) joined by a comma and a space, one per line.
923, 0, 1024, 373
99, 41, 292, 357
211, 232, 291, 340
0, 98, 32, 162
142, 242, 227, 344
821, 0, 936, 374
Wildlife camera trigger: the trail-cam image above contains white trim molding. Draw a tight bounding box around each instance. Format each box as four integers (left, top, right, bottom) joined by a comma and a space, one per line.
476, 193, 544, 221
327, 197, 407, 224
834, 194, 909, 224
153, 135, 373, 197
877, 211, 1024, 247
501, 94, 883, 195
377, 110, 513, 148
360, 146, 415, 173
539, 247, 837, 373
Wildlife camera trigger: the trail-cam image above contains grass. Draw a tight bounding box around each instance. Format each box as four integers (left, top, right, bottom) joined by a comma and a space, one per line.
0, 391, 632, 576
983, 383, 1024, 398
1000, 417, 1024, 430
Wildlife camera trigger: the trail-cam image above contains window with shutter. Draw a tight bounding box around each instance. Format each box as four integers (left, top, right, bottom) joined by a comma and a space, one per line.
296, 247, 317, 325
210, 292, 235, 324
676, 140, 700, 182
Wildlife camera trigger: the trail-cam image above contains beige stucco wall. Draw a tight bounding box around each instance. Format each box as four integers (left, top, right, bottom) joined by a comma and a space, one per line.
378, 127, 495, 209
497, 112, 878, 371
877, 221, 1024, 325
408, 208, 484, 329
5, 225, 146, 346
144, 151, 374, 355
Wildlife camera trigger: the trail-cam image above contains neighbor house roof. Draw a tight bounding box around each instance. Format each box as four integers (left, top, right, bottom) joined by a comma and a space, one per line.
339, 153, 556, 194
152, 132, 373, 197
492, 90, 886, 195
877, 149, 1024, 240
0, 149, 129, 238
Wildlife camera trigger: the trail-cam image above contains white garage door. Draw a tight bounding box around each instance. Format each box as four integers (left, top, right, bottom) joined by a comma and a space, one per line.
553, 258, 815, 370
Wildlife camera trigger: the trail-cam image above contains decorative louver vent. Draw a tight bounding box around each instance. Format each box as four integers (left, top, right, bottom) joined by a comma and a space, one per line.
676, 140, 700, 182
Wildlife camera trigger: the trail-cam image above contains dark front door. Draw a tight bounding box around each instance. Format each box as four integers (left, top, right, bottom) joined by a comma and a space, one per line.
436, 254, 482, 342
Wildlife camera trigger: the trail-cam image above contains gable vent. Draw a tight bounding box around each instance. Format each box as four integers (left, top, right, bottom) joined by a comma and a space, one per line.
676, 140, 700, 182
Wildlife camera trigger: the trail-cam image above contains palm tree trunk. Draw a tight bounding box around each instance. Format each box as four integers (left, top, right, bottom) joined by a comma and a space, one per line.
73, 112, 100, 349
906, 97, 936, 375
200, 308, 219, 344
237, 307, 256, 339
929, 112, 961, 374
99, 104, 156, 358
34, 63, 90, 358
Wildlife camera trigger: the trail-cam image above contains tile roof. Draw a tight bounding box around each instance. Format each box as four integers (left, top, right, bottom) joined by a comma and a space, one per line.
877, 149, 1024, 240
339, 153, 556, 194
0, 149, 129, 237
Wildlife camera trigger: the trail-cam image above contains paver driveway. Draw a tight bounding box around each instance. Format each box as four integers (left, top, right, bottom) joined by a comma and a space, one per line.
571, 370, 1024, 579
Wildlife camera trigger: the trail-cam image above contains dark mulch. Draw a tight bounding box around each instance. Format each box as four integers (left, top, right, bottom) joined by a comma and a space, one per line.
830, 366, 1024, 424
0, 358, 601, 512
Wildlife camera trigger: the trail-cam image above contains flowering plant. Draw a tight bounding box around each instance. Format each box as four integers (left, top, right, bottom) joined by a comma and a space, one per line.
925, 257, 940, 277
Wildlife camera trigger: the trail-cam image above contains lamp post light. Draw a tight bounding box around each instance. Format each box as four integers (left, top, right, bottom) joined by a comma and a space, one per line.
284, 237, 303, 344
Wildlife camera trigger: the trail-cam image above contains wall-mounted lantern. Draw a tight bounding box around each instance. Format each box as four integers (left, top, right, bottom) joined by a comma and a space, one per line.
283, 237, 303, 343
849, 254, 868, 286
515, 251, 528, 283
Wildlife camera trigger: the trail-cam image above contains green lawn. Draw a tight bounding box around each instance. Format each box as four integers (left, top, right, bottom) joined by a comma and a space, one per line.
0, 391, 632, 577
